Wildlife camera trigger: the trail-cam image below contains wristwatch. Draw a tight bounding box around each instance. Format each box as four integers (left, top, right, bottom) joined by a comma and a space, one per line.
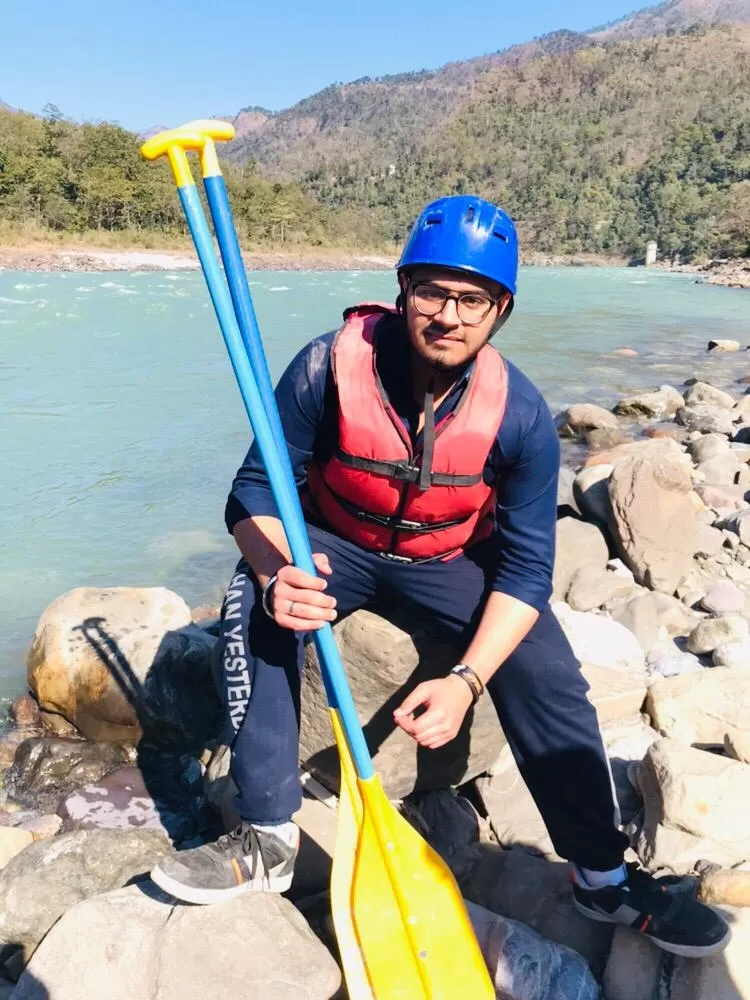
450, 664, 484, 705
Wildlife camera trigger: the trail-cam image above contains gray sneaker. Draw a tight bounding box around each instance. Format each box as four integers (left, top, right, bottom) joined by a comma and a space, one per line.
150, 822, 299, 904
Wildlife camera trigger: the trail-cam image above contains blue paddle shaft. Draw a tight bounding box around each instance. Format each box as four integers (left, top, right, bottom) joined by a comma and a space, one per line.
177, 183, 375, 781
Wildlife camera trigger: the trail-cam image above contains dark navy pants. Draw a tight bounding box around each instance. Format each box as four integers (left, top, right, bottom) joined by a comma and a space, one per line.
217, 523, 629, 871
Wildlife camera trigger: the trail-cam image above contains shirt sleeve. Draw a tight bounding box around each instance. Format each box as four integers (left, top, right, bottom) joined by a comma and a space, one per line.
490, 370, 560, 611
224, 333, 334, 533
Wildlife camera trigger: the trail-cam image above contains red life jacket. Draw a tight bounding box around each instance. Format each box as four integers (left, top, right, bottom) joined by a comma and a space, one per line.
306, 303, 509, 561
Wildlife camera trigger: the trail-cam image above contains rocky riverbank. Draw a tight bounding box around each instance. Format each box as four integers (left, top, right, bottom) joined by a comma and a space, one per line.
7, 347, 750, 996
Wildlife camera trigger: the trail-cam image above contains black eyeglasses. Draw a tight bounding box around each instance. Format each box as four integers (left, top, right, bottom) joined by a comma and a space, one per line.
409, 282, 499, 326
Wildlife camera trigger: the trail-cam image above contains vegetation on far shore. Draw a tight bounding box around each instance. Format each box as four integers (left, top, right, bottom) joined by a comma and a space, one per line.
1, 24, 749, 263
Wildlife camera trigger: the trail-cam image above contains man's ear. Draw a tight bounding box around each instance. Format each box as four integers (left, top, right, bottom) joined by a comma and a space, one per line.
498, 291, 512, 316
396, 273, 409, 315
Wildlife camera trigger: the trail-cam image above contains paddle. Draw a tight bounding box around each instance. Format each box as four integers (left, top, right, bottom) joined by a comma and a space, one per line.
141, 125, 495, 1000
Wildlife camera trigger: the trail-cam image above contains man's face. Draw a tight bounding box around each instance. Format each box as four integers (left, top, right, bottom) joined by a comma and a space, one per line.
400, 267, 512, 372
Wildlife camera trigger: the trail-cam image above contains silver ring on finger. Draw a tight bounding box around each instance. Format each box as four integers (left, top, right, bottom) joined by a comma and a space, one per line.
288, 600, 296, 617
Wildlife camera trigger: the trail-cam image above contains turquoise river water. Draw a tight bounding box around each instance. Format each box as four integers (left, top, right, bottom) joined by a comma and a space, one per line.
2, 265, 750, 699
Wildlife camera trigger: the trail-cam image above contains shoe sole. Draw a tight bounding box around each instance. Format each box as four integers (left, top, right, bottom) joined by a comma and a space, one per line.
150, 866, 294, 905
573, 899, 732, 958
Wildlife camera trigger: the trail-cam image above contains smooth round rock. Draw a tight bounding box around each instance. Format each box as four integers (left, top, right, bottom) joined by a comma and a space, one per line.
687, 615, 750, 655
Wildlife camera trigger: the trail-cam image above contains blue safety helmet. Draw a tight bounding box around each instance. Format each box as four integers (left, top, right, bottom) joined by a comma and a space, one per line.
397, 195, 518, 296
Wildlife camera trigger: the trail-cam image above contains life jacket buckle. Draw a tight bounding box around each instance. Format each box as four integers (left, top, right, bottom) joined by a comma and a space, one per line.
390, 463, 420, 482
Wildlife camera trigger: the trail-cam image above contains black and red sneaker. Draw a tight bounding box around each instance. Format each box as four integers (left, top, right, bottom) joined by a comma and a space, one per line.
572, 863, 731, 958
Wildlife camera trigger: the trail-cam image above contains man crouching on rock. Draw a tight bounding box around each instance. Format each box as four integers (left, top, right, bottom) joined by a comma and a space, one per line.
151, 195, 729, 959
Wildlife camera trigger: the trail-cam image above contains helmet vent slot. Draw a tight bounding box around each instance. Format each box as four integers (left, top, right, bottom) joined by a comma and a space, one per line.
425, 216, 442, 226
465, 206, 474, 222
493, 231, 509, 242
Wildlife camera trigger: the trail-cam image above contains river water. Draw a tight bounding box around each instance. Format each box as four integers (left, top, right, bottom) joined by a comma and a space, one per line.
2, 265, 750, 699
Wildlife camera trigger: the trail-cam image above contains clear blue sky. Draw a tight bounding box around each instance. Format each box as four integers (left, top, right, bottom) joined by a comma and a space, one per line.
3, 0, 643, 131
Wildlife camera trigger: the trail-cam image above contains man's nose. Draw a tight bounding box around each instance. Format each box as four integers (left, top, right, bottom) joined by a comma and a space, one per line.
435, 296, 460, 325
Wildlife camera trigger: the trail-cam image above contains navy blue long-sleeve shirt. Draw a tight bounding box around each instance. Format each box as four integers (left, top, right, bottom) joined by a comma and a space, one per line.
225, 315, 560, 612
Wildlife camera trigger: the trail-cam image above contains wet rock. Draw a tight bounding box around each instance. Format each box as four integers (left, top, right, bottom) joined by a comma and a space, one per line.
584, 426, 630, 451
27, 587, 222, 748
636, 738, 750, 871
552, 516, 609, 602
0, 729, 38, 773
684, 381, 737, 410
614, 384, 683, 419
0, 828, 170, 967
58, 766, 165, 834
687, 615, 749, 654
556, 403, 617, 439
11, 883, 342, 1000
642, 424, 688, 441
57, 760, 208, 845
708, 339, 741, 352
613, 348, 638, 357
39, 711, 80, 738
646, 665, 750, 746
300, 606, 505, 798
701, 581, 745, 615
608, 453, 697, 594
9, 696, 40, 730
6, 738, 130, 812
676, 403, 735, 436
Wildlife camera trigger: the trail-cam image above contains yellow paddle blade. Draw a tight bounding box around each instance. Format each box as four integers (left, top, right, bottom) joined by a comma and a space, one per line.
329, 713, 494, 999
330, 712, 374, 1000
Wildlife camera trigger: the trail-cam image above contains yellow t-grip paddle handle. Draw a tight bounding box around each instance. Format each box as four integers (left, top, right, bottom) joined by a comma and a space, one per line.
140, 127, 207, 187
175, 119, 236, 179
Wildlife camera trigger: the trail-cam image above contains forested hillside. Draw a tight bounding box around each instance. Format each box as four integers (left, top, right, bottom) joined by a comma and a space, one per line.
0, 106, 330, 246
226, 25, 750, 259
1, 6, 749, 260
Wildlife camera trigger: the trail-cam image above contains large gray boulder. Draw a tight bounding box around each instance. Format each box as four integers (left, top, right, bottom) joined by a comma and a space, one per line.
608, 454, 697, 594
0, 829, 170, 968
11, 884, 342, 1000
300, 606, 505, 798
